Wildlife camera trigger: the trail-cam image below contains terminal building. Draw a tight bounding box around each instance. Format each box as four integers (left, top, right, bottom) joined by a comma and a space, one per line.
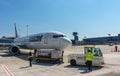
83, 34, 120, 45
0, 37, 15, 49
0, 37, 14, 43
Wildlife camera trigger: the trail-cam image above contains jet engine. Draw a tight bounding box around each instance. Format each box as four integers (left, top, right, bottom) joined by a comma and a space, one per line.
8, 45, 20, 55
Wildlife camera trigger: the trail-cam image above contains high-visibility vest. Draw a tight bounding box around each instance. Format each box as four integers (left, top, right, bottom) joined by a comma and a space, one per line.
86, 52, 92, 61
28, 54, 33, 58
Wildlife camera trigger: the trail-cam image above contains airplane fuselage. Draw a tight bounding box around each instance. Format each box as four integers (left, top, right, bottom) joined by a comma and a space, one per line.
14, 32, 72, 50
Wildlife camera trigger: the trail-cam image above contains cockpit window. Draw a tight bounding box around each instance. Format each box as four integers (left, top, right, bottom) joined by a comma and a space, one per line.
53, 35, 66, 38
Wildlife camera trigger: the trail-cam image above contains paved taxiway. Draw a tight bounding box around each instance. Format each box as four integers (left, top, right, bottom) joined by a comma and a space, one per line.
0, 45, 120, 76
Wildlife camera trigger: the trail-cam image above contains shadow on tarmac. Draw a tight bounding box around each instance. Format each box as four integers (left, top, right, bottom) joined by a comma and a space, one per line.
0, 51, 63, 66
65, 65, 104, 74
19, 66, 30, 69
32, 62, 55, 66
1, 52, 28, 60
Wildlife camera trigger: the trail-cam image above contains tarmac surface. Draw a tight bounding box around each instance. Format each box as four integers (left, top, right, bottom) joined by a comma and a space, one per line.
0, 45, 120, 76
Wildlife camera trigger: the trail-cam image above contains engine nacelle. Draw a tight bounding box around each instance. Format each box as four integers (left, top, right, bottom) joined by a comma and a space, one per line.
8, 45, 20, 55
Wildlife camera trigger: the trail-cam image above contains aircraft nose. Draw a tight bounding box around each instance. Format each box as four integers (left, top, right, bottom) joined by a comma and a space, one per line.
63, 38, 72, 47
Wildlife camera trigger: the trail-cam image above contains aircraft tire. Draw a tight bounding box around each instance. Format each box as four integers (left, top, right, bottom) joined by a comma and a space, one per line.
70, 59, 76, 66
36, 59, 40, 63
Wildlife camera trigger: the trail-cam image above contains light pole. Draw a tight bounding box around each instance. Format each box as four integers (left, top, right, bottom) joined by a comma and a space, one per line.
18, 28, 20, 37
108, 34, 113, 45
108, 34, 111, 41
26, 25, 29, 38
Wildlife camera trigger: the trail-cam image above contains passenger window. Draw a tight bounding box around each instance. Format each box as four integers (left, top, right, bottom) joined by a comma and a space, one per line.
93, 48, 102, 56
97, 48, 103, 56
84, 47, 93, 54
84, 47, 88, 54
29, 35, 43, 42
84, 47, 103, 57
93, 48, 99, 56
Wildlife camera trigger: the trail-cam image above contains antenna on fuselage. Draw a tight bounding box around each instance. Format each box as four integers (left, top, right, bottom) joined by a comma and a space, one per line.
14, 23, 19, 38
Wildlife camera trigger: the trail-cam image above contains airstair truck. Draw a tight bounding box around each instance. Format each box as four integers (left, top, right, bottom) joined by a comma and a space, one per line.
68, 46, 105, 66
35, 49, 63, 63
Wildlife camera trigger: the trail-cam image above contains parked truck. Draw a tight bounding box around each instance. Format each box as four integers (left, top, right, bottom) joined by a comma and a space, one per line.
35, 49, 64, 63
68, 46, 105, 66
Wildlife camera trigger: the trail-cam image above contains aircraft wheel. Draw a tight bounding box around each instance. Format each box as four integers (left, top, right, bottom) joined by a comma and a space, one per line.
70, 59, 76, 66
36, 59, 40, 63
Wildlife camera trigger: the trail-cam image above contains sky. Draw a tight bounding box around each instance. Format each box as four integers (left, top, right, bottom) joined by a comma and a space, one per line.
0, 0, 120, 40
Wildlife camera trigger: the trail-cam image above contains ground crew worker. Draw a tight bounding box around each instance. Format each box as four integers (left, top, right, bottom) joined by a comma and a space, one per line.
115, 45, 118, 52
28, 51, 33, 67
86, 50, 93, 71
61, 51, 64, 62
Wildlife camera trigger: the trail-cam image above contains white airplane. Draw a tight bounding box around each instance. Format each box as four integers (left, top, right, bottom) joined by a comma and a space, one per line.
8, 24, 72, 55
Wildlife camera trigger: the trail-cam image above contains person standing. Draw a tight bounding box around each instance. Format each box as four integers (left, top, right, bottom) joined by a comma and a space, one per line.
61, 51, 64, 62
86, 50, 93, 71
28, 51, 33, 67
115, 45, 118, 52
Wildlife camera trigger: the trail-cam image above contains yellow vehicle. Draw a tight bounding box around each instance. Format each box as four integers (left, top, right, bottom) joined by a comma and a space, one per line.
68, 46, 105, 66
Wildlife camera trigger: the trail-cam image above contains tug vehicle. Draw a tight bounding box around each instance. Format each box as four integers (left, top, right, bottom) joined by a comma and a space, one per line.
68, 46, 105, 66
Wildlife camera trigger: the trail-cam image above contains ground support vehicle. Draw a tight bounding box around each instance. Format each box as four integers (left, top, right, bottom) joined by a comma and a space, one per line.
68, 46, 105, 66
35, 49, 64, 64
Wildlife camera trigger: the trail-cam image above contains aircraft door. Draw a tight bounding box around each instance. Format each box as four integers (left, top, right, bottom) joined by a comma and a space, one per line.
44, 33, 49, 44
